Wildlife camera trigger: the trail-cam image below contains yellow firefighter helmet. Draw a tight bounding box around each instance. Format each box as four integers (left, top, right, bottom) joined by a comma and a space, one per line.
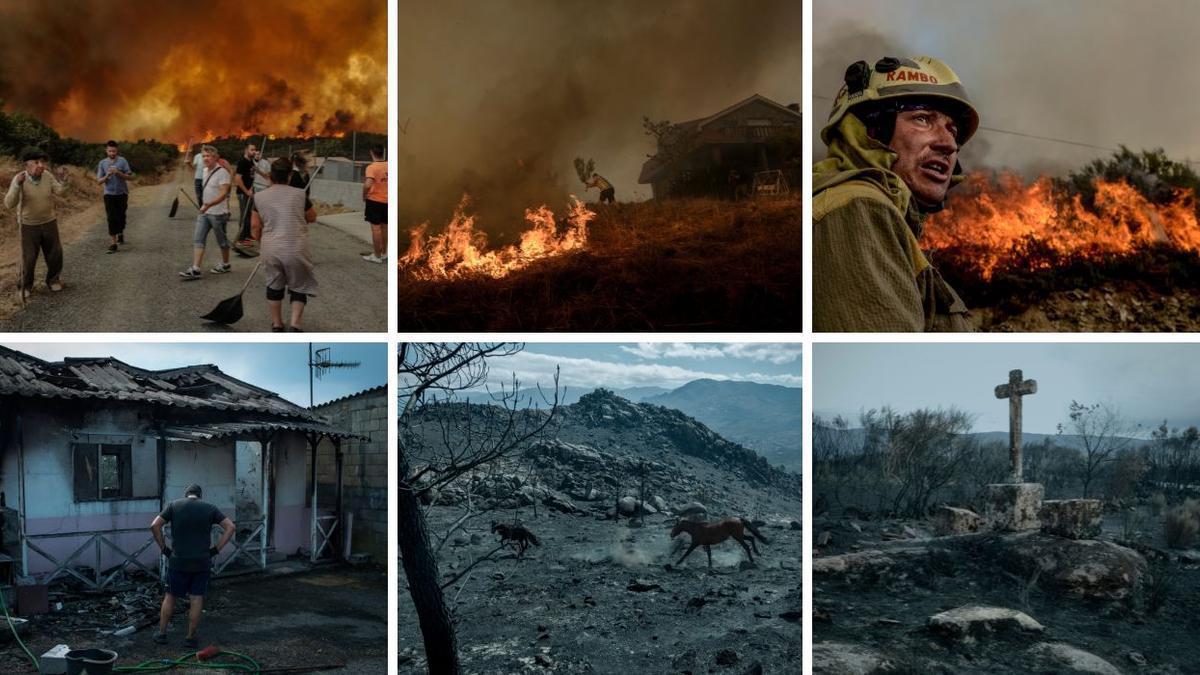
821, 56, 979, 146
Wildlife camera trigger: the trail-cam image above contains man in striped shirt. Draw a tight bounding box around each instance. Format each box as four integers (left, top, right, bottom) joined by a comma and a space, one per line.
585, 172, 615, 204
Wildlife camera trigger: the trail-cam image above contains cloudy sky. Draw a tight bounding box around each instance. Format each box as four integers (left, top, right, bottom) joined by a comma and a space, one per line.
814, 0, 1200, 175
814, 343, 1200, 435
6, 343, 387, 407
460, 342, 802, 393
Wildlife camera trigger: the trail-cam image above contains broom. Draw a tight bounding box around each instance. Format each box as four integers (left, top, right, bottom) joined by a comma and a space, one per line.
200, 261, 262, 324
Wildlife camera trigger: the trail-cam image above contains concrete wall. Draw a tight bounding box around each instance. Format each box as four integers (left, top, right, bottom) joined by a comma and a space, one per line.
309, 178, 365, 211
311, 389, 388, 561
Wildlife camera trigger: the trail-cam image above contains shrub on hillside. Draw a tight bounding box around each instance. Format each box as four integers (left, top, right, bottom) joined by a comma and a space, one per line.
1164, 499, 1200, 549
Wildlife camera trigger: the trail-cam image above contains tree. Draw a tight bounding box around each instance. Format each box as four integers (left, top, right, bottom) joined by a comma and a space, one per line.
1059, 401, 1137, 499
398, 343, 560, 674
875, 407, 977, 517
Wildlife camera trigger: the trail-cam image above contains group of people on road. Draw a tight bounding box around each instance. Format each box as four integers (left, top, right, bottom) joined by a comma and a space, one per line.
3, 138, 389, 330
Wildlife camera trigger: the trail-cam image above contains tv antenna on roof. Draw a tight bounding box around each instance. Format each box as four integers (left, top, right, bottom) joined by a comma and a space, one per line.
308, 344, 361, 407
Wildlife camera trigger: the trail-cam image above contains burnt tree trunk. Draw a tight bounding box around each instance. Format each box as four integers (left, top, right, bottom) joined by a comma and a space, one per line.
398, 467, 460, 675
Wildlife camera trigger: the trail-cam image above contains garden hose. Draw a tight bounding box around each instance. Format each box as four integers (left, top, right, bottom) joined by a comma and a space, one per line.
0, 586, 38, 672
114, 649, 261, 673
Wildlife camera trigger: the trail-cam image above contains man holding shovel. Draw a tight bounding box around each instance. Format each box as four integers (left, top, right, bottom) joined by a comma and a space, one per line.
4, 148, 69, 301
150, 484, 235, 648
179, 145, 233, 279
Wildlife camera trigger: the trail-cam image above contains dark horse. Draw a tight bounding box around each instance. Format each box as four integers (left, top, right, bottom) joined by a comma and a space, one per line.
491, 521, 541, 558
670, 518, 769, 568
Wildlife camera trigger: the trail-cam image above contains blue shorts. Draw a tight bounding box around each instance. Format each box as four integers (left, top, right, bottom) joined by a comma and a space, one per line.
194, 213, 230, 249
167, 569, 211, 598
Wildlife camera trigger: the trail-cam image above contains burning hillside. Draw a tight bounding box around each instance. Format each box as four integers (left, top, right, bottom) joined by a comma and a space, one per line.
926, 152, 1200, 330
397, 197, 802, 331
0, 1, 386, 142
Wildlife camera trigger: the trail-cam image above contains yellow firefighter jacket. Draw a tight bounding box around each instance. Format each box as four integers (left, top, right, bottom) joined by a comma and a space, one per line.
813, 114, 973, 332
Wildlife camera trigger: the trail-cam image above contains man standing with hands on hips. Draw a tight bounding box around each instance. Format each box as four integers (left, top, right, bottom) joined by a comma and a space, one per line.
150, 483, 235, 648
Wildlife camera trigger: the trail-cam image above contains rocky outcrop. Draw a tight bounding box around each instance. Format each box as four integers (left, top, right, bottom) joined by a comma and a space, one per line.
811, 641, 893, 675
986, 532, 1146, 600
1040, 499, 1102, 540
1027, 642, 1122, 675
927, 605, 1044, 641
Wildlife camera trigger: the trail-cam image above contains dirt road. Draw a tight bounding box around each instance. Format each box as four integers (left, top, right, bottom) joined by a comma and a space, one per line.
0, 178, 387, 333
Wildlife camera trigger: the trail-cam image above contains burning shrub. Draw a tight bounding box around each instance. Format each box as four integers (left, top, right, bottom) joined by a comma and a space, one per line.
1055, 147, 1200, 214
1164, 500, 1200, 549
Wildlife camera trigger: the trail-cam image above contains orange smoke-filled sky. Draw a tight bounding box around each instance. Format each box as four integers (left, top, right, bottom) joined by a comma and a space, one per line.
0, 0, 387, 142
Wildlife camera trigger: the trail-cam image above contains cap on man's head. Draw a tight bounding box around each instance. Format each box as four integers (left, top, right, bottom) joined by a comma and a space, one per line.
184, 484, 203, 498
21, 147, 48, 163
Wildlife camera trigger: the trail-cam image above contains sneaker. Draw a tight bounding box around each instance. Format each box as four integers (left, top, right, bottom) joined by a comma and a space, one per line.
271, 325, 285, 333
289, 326, 304, 333
361, 254, 384, 264
183, 635, 198, 649
106, 244, 117, 254
153, 632, 168, 645
210, 263, 232, 274
179, 267, 202, 280
47, 281, 63, 292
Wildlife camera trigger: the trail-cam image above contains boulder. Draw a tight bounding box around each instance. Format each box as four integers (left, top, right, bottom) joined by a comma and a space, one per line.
983, 483, 1044, 531
652, 495, 668, 512
813, 550, 895, 575
1026, 643, 1122, 675
617, 496, 639, 516
675, 501, 709, 519
933, 505, 984, 536
543, 493, 582, 515
811, 641, 893, 675
927, 605, 1043, 642
1040, 499, 1102, 540
987, 532, 1146, 600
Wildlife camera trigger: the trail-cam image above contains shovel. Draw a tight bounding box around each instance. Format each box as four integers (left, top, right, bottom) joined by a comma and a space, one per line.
200, 261, 261, 324
171, 188, 199, 218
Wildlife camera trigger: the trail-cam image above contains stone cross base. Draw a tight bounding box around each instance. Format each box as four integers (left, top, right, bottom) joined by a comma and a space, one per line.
983, 483, 1044, 532
1039, 499, 1102, 539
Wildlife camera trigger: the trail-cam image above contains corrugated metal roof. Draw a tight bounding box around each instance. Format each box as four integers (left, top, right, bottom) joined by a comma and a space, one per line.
162, 421, 366, 441
0, 347, 322, 422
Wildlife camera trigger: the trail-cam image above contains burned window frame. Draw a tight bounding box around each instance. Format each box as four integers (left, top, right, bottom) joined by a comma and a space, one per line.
72, 442, 134, 502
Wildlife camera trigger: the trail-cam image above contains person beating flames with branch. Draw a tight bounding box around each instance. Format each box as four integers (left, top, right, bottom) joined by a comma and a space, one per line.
813, 56, 978, 332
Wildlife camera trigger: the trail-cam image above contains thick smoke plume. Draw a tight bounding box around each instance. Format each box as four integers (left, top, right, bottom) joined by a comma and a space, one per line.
0, 1, 386, 142
397, 0, 801, 238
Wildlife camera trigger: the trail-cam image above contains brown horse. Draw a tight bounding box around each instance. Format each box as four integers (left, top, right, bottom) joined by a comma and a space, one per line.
670, 518, 769, 568
492, 521, 541, 558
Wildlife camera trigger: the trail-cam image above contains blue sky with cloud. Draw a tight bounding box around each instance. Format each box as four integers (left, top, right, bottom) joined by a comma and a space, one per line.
471, 342, 802, 392
5, 342, 387, 407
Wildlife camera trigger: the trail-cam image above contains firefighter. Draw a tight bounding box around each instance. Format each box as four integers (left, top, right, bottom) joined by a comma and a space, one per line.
813, 56, 978, 332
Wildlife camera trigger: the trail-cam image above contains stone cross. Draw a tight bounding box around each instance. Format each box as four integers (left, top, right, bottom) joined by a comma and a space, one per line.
994, 369, 1037, 483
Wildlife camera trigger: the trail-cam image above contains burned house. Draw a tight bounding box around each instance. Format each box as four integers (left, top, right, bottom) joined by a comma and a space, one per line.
0, 347, 362, 590
638, 94, 802, 200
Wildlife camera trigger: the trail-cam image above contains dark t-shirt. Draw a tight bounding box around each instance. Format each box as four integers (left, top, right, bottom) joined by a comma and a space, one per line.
159, 497, 226, 572
235, 157, 255, 196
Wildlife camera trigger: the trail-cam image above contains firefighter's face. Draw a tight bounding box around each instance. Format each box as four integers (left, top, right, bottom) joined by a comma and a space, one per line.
889, 108, 959, 207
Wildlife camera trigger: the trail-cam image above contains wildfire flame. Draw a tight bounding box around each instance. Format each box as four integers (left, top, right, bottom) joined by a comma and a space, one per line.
400, 195, 597, 280
925, 172, 1200, 279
